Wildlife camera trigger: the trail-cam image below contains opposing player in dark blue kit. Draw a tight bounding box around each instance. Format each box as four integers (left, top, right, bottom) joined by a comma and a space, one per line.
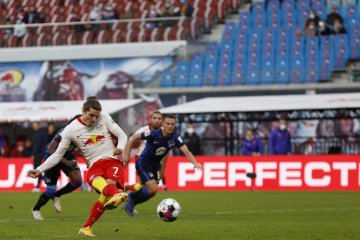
31, 115, 83, 220
122, 114, 202, 216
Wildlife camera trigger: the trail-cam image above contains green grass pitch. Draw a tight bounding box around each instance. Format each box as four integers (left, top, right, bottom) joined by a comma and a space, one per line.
0, 191, 359, 239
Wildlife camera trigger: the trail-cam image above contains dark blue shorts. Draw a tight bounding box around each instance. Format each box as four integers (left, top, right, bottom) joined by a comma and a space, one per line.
135, 160, 160, 184
44, 161, 78, 186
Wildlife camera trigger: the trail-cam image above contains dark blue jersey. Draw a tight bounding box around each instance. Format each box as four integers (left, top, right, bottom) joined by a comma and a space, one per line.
43, 128, 76, 161
138, 129, 185, 169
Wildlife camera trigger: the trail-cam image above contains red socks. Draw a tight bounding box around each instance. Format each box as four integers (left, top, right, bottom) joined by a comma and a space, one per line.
83, 200, 105, 228
102, 184, 119, 197
124, 184, 136, 192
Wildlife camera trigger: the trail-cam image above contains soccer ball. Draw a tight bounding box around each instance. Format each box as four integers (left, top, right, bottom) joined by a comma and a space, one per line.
157, 198, 181, 222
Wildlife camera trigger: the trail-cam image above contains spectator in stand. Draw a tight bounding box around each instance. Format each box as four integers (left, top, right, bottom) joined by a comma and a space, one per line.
303, 21, 318, 37
180, 0, 194, 17
27, 5, 42, 24
16, 7, 28, 23
242, 129, 264, 156
0, 129, 5, 157
10, 137, 26, 158
160, 1, 176, 27
326, 7, 343, 28
26, 4, 42, 34
318, 21, 332, 36
293, 120, 319, 155
145, 4, 160, 29
47, 123, 57, 143
173, 1, 181, 17
23, 139, 33, 157
101, 3, 117, 31
88, 4, 101, 36
269, 119, 292, 155
183, 122, 202, 155
31, 122, 48, 192
0, 18, 12, 47
13, 18, 27, 47
332, 19, 346, 35
305, 9, 320, 30
101, 3, 117, 21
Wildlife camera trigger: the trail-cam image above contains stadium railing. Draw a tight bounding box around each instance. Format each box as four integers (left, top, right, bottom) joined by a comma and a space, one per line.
0, 16, 209, 47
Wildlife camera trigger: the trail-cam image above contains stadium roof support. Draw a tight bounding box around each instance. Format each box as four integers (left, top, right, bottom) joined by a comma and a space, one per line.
0, 99, 142, 122
160, 93, 360, 122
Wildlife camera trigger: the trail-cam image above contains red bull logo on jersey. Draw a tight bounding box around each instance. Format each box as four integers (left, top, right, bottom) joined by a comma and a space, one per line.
83, 135, 105, 146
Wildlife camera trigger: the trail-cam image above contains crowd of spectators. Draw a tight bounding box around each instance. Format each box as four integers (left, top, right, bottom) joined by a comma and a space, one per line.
0, 122, 58, 158
0, 0, 196, 46
302, 7, 346, 37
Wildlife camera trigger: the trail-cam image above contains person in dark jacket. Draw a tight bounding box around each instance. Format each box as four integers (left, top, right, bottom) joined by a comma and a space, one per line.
242, 129, 264, 156
183, 123, 202, 155
31, 121, 48, 192
326, 7, 343, 27
269, 119, 292, 155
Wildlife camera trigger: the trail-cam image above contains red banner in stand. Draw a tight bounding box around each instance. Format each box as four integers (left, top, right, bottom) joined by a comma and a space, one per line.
1, 155, 360, 191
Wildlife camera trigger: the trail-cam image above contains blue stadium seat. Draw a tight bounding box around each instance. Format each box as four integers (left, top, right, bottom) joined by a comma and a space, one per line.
332, 34, 349, 68
160, 70, 174, 88
274, 28, 291, 84
203, 41, 219, 86
189, 51, 204, 87
244, 32, 261, 85
259, 29, 276, 84
174, 61, 189, 87
318, 36, 335, 81
232, 30, 247, 85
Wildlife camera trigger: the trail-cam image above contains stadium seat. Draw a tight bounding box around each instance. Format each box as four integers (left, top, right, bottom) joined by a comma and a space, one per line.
160, 70, 173, 88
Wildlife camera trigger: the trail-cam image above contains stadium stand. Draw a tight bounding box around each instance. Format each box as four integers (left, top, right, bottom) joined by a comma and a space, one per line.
0, 0, 242, 47
160, 0, 360, 87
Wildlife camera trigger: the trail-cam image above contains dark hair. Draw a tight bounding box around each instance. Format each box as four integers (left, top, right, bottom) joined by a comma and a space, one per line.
68, 114, 81, 124
83, 96, 102, 112
151, 110, 162, 117
163, 114, 176, 120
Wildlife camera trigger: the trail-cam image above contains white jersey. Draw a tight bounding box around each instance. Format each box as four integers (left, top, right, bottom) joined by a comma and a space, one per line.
134, 125, 150, 156
37, 112, 128, 172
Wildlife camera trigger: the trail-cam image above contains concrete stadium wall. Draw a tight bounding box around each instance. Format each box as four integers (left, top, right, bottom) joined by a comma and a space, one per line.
0, 41, 187, 62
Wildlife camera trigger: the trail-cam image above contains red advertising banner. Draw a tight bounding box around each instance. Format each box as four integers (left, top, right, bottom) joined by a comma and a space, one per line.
1, 155, 360, 191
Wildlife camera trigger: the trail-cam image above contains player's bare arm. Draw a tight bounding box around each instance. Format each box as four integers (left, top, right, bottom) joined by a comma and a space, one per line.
160, 154, 169, 179
123, 132, 142, 167
179, 145, 202, 170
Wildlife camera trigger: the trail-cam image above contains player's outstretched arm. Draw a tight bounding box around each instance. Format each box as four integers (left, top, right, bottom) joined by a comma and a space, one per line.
123, 132, 142, 167
160, 154, 169, 179
179, 145, 202, 170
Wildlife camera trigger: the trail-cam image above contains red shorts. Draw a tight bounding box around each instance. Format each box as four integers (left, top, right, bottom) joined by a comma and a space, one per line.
87, 158, 125, 189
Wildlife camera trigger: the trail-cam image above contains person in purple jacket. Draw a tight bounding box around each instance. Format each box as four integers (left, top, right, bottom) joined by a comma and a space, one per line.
242, 129, 264, 156
269, 119, 292, 155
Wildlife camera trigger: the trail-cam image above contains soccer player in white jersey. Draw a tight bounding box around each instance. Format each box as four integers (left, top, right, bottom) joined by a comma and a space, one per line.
28, 96, 128, 237
125, 111, 164, 192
